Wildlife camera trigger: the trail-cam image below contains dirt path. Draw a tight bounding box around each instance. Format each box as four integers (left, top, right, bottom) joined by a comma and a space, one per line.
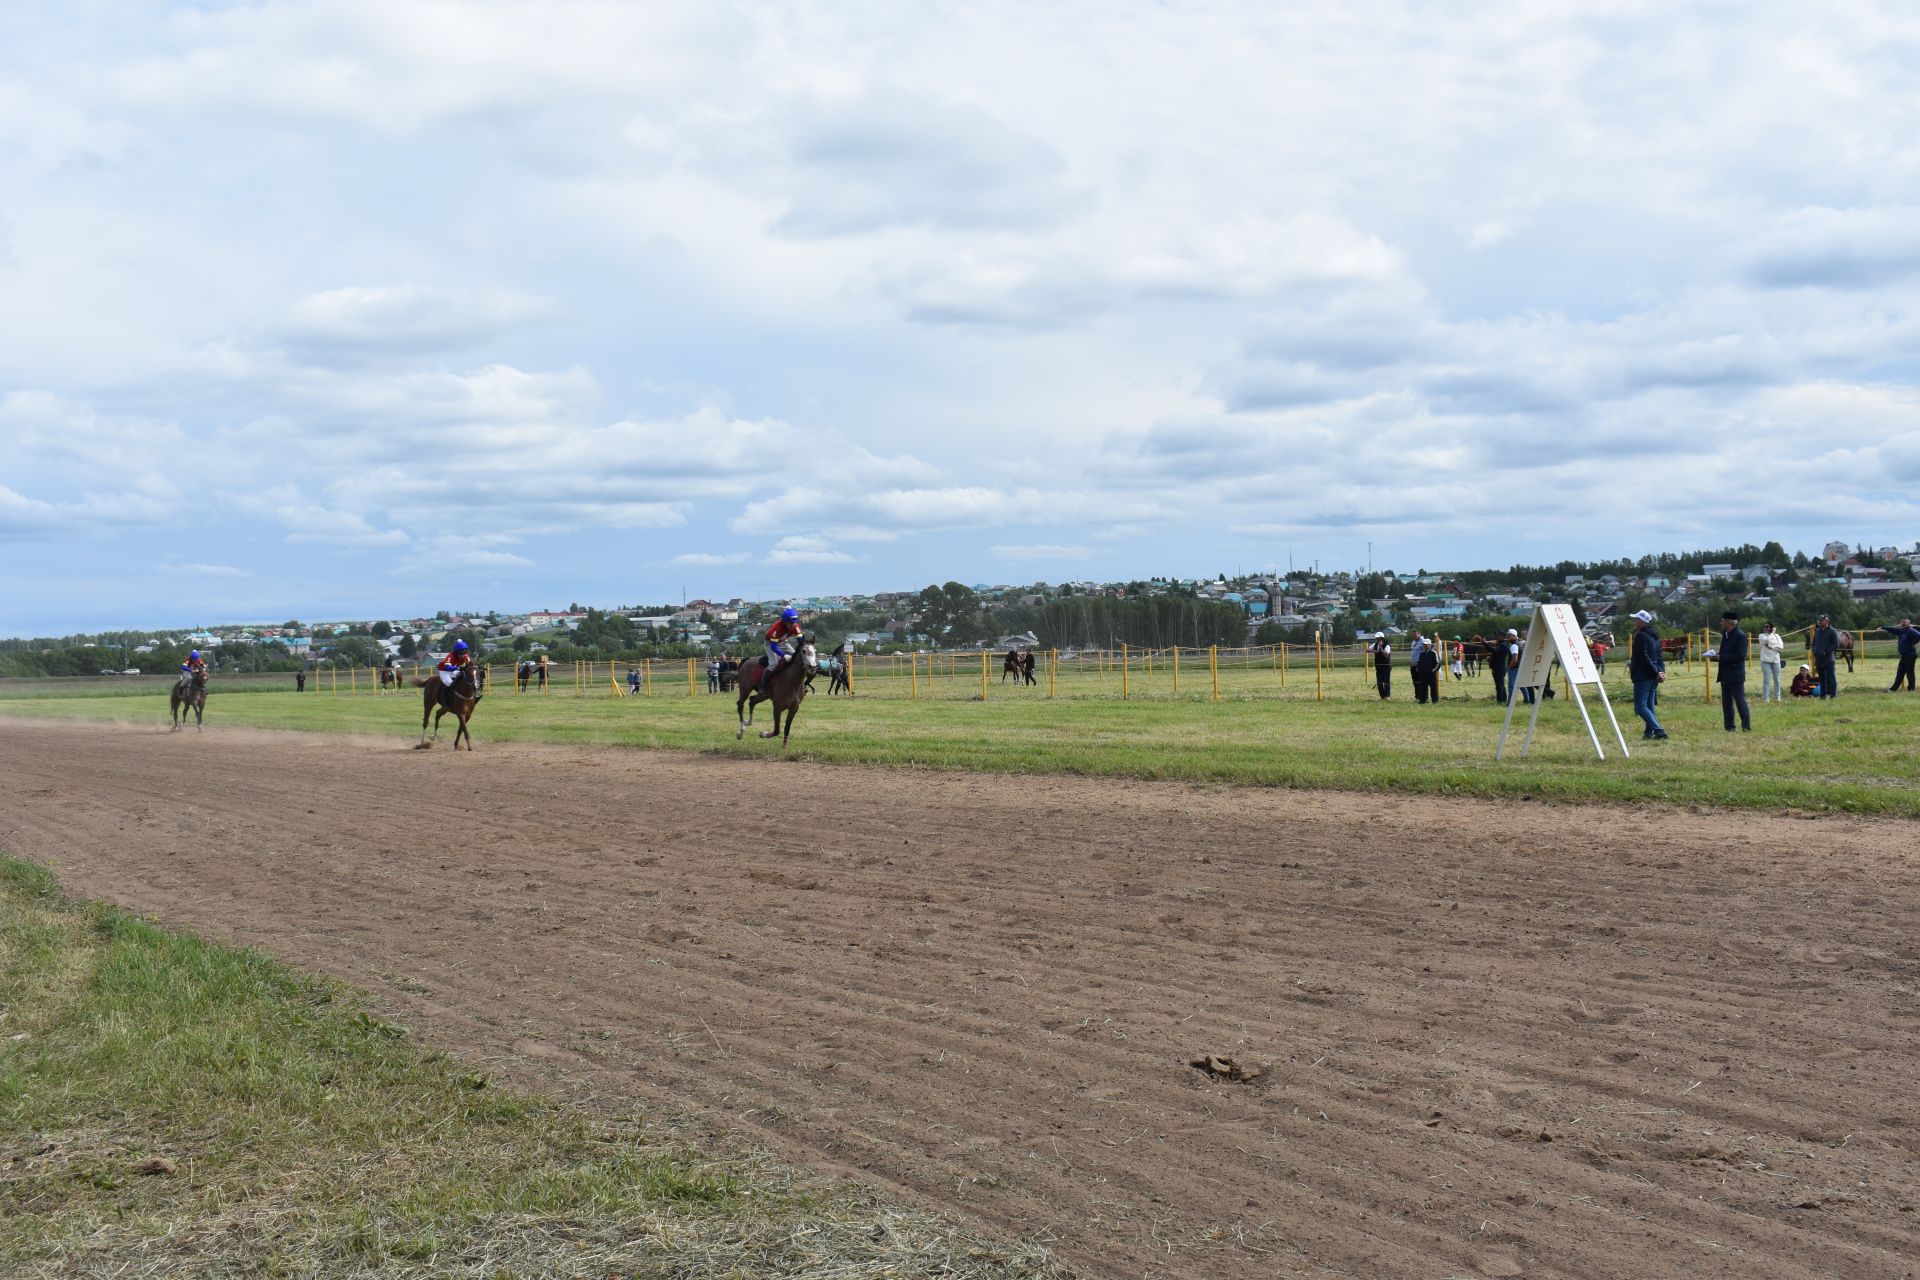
2, 719, 1916, 1279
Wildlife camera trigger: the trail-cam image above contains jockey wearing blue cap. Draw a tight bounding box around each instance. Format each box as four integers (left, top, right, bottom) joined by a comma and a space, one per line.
763, 607, 803, 683
438, 638, 473, 688
180, 649, 208, 678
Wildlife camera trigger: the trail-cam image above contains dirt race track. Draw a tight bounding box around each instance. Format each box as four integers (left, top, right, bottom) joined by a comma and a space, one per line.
3, 719, 1917, 1279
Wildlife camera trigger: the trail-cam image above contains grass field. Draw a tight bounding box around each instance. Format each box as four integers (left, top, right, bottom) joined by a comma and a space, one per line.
4, 653, 1916, 815
0, 856, 1063, 1278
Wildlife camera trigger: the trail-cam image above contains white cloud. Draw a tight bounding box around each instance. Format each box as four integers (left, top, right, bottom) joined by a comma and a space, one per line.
671, 550, 750, 565
991, 543, 1091, 560
285, 284, 555, 357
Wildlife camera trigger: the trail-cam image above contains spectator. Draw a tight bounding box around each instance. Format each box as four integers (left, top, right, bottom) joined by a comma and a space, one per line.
1368, 632, 1392, 699
1514, 629, 1538, 705
1411, 630, 1440, 704
1757, 622, 1785, 702
627, 666, 641, 695
1883, 617, 1918, 693
295, 669, 306, 692
1790, 663, 1816, 697
1628, 610, 1668, 740
707, 659, 720, 693
1811, 614, 1840, 699
1589, 635, 1609, 674
1712, 610, 1751, 732
1487, 629, 1512, 703
1449, 637, 1466, 681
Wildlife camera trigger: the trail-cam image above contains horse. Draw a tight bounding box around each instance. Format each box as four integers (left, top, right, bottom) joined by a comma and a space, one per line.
1001, 649, 1021, 684
169, 670, 207, 731
414, 663, 482, 750
379, 665, 401, 693
517, 661, 534, 692
806, 648, 853, 696
1837, 629, 1856, 673
735, 638, 818, 746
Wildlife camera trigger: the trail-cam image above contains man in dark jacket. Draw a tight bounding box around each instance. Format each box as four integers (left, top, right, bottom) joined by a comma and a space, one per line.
1369, 633, 1392, 700
1884, 617, 1918, 693
1488, 628, 1513, 703
1811, 615, 1840, 699
1628, 610, 1668, 739
1715, 610, 1750, 731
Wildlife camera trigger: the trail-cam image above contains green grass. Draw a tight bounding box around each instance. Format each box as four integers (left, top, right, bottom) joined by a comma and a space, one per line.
3, 656, 1917, 815
0, 855, 1065, 1278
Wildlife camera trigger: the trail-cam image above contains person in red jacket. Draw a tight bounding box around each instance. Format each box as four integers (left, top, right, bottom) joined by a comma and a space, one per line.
437, 639, 478, 697
762, 607, 803, 687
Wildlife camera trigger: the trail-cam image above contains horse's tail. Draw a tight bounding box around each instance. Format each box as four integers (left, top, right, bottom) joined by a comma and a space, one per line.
412, 677, 433, 688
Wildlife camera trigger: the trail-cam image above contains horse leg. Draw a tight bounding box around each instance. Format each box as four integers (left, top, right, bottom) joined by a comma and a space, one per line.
781, 703, 799, 746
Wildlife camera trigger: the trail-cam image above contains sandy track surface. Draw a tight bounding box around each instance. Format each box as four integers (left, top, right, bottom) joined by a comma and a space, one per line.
2, 719, 1916, 1279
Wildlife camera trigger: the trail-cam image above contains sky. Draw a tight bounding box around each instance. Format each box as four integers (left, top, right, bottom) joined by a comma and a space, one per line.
5, 1, 1920, 636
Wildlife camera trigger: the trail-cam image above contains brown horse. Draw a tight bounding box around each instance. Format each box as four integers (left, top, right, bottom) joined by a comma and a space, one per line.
415, 663, 482, 750
735, 638, 817, 746
169, 670, 207, 731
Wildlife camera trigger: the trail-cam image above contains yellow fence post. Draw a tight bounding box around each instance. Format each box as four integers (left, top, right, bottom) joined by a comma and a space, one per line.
1048, 648, 1056, 698
1172, 645, 1180, 695
1210, 645, 1219, 702
1315, 633, 1324, 701
1121, 643, 1129, 700
980, 650, 988, 700
910, 651, 918, 700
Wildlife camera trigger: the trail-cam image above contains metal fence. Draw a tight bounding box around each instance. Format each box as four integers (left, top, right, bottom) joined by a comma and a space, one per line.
3, 627, 1903, 705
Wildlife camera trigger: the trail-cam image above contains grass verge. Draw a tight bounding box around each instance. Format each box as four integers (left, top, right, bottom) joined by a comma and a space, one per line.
0, 855, 1066, 1279
4, 661, 1919, 816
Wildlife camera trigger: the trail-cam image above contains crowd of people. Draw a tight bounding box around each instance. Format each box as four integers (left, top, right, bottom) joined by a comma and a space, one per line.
1357, 609, 1917, 744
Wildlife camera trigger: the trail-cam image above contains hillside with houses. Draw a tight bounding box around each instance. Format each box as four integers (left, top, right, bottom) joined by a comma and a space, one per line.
4, 539, 1917, 677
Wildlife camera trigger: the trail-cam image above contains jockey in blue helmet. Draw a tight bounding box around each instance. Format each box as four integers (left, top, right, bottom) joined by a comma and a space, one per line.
438, 638, 472, 687
181, 649, 208, 678
764, 607, 803, 682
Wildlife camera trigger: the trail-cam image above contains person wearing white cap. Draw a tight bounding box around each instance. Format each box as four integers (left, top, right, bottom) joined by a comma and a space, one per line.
1628, 610, 1668, 739
1368, 631, 1392, 699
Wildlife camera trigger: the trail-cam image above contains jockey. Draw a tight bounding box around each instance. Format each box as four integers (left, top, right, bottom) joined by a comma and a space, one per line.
180, 649, 208, 679
438, 639, 473, 688
763, 607, 803, 682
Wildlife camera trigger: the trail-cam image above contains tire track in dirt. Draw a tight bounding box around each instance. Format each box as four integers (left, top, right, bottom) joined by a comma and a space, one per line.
2, 718, 1916, 1279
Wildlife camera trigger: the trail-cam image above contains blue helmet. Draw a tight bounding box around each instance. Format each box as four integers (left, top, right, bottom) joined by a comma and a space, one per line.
189, 649, 200, 659
454, 639, 468, 651
782, 607, 799, 621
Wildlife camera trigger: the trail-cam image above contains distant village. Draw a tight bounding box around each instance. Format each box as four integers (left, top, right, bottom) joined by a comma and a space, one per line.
10, 538, 1919, 677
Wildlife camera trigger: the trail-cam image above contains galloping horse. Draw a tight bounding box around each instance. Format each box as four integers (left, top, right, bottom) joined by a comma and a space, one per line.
169, 670, 207, 731
415, 663, 482, 750
379, 664, 401, 692
736, 638, 818, 746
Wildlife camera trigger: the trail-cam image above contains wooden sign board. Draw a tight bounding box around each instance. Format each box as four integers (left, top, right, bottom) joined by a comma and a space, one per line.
1497, 603, 1632, 761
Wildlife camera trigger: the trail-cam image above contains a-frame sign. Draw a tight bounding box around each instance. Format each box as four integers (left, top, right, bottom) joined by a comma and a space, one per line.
1496, 603, 1632, 761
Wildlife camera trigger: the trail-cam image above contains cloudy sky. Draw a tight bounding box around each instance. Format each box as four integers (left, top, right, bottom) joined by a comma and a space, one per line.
5, 2, 1920, 635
